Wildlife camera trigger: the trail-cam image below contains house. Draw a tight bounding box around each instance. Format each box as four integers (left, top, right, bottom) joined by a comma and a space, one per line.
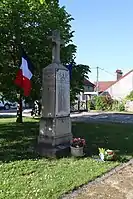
96, 81, 115, 94
71, 79, 95, 111
79, 79, 95, 101
97, 69, 133, 100
83, 79, 95, 92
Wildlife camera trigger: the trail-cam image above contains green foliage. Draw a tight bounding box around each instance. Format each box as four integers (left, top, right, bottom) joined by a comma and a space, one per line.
94, 95, 113, 111
70, 64, 90, 103
126, 91, 133, 101
39, 0, 58, 5
117, 102, 125, 112
95, 96, 106, 110
87, 99, 95, 110
40, 0, 45, 4
111, 100, 125, 112
98, 148, 105, 154
0, 0, 88, 102
91, 96, 125, 112
111, 100, 118, 111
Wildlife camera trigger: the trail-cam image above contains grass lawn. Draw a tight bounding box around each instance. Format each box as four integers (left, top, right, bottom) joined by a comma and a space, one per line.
0, 118, 133, 199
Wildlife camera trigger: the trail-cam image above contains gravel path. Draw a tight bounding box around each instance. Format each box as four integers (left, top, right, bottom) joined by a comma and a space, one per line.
75, 165, 133, 199
71, 112, 133, 124
62, 160, 133, 199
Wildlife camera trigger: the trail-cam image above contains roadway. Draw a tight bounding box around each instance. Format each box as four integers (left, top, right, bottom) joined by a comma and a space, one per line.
1, 109, 133, 124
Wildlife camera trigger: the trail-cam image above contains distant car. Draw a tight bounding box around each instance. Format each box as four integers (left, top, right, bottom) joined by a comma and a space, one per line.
0, 99, 29, 110
0, 100, 16, 110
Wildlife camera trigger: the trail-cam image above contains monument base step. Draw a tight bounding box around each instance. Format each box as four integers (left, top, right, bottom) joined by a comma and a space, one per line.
37, 143, 70, 158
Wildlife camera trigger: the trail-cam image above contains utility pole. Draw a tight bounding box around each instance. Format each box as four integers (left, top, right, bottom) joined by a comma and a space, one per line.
96, 66, 99, 95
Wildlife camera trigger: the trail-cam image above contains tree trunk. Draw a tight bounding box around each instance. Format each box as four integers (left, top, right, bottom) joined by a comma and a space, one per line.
16, 93, 23, 123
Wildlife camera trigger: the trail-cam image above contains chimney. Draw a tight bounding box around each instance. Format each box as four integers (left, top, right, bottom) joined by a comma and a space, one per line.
116, 69, 123, 80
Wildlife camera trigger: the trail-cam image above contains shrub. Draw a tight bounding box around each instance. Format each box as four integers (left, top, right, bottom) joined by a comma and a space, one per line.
88, 96, 125, 112
87, 100, 95, 110
111, 100, 125, 111
126, 91, 133, 101
118, 102, 125, 111
95, 96, 106, 110
111, 100, 119, 111
94, 95, 113, 111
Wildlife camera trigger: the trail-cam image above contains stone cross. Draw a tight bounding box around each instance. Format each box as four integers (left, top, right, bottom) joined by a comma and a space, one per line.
49, 30, 64, 64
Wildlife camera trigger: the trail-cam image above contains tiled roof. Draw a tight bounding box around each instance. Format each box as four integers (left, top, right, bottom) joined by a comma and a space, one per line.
95, 69, 133, 92
84, 79, 95, 87
104, 69, 133, 91
94, 81, 115, 92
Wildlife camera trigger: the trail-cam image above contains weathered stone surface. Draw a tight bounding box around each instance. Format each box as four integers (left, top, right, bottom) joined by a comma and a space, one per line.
41, 63, 70, 118
55, 68, 70, 116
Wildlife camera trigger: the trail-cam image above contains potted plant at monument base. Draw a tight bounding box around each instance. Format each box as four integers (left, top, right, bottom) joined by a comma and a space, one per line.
104, 149, 117, 161
70, 138, 86, 157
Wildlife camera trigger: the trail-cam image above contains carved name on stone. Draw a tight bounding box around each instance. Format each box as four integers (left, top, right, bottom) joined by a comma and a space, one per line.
42, 69, 55, 117
55, 69, 70, 117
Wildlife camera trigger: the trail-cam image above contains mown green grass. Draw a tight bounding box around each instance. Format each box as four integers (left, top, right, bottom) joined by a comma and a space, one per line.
0, 158, 117, 199
1, 118, 133, 199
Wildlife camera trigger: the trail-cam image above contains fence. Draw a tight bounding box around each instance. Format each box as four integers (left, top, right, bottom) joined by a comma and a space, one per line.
70, 100, 88, 112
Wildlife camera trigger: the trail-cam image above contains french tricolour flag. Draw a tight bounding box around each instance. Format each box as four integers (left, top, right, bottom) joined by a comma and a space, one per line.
14, 50, 33, 96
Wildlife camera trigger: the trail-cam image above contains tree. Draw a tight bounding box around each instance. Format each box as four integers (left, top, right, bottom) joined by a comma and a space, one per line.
0, 0, 90, 103
70, 63, 90, 103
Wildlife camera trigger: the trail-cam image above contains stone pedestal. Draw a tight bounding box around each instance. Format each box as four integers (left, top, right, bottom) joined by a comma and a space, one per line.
38, 63, 72, 157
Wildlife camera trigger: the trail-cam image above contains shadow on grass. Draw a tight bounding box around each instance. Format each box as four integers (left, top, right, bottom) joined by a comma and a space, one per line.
0, 115, 16, 118
0, 120, 40, 163
72, 122, 133, 159
1, 117, 133, 163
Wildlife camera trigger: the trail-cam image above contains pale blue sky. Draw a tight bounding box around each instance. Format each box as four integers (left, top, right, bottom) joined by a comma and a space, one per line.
60, 0, 133, 83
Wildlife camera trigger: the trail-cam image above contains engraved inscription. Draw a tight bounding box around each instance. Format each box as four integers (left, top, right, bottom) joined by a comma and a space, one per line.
42, 69, 55, 117
56, 69, 70, 116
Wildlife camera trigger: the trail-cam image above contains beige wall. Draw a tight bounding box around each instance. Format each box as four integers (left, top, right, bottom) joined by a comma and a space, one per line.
106, 71, 133, 100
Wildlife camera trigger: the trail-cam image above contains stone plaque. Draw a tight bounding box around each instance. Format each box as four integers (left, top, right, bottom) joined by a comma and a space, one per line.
42, 68, 55, 117
55, 69, 70, 116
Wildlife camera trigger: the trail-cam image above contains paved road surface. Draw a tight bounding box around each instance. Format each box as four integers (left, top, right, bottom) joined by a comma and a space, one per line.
71, 112, 133, 124
1, 110, 133, 124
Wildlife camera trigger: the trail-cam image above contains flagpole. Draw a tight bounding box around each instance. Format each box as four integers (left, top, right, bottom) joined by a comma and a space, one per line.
13, 10, 23, 123
16, 45, 23, 123
14, 48, 33, 123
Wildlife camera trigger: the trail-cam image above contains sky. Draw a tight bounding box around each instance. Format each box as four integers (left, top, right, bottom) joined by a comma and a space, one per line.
60, 0, 133, 83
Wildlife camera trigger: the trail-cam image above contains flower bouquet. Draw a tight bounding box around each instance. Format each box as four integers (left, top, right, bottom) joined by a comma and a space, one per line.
105, 149, 117, 161
98, 148, 116, 161
98, 148, 106, 161
70, 138, 86, 157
